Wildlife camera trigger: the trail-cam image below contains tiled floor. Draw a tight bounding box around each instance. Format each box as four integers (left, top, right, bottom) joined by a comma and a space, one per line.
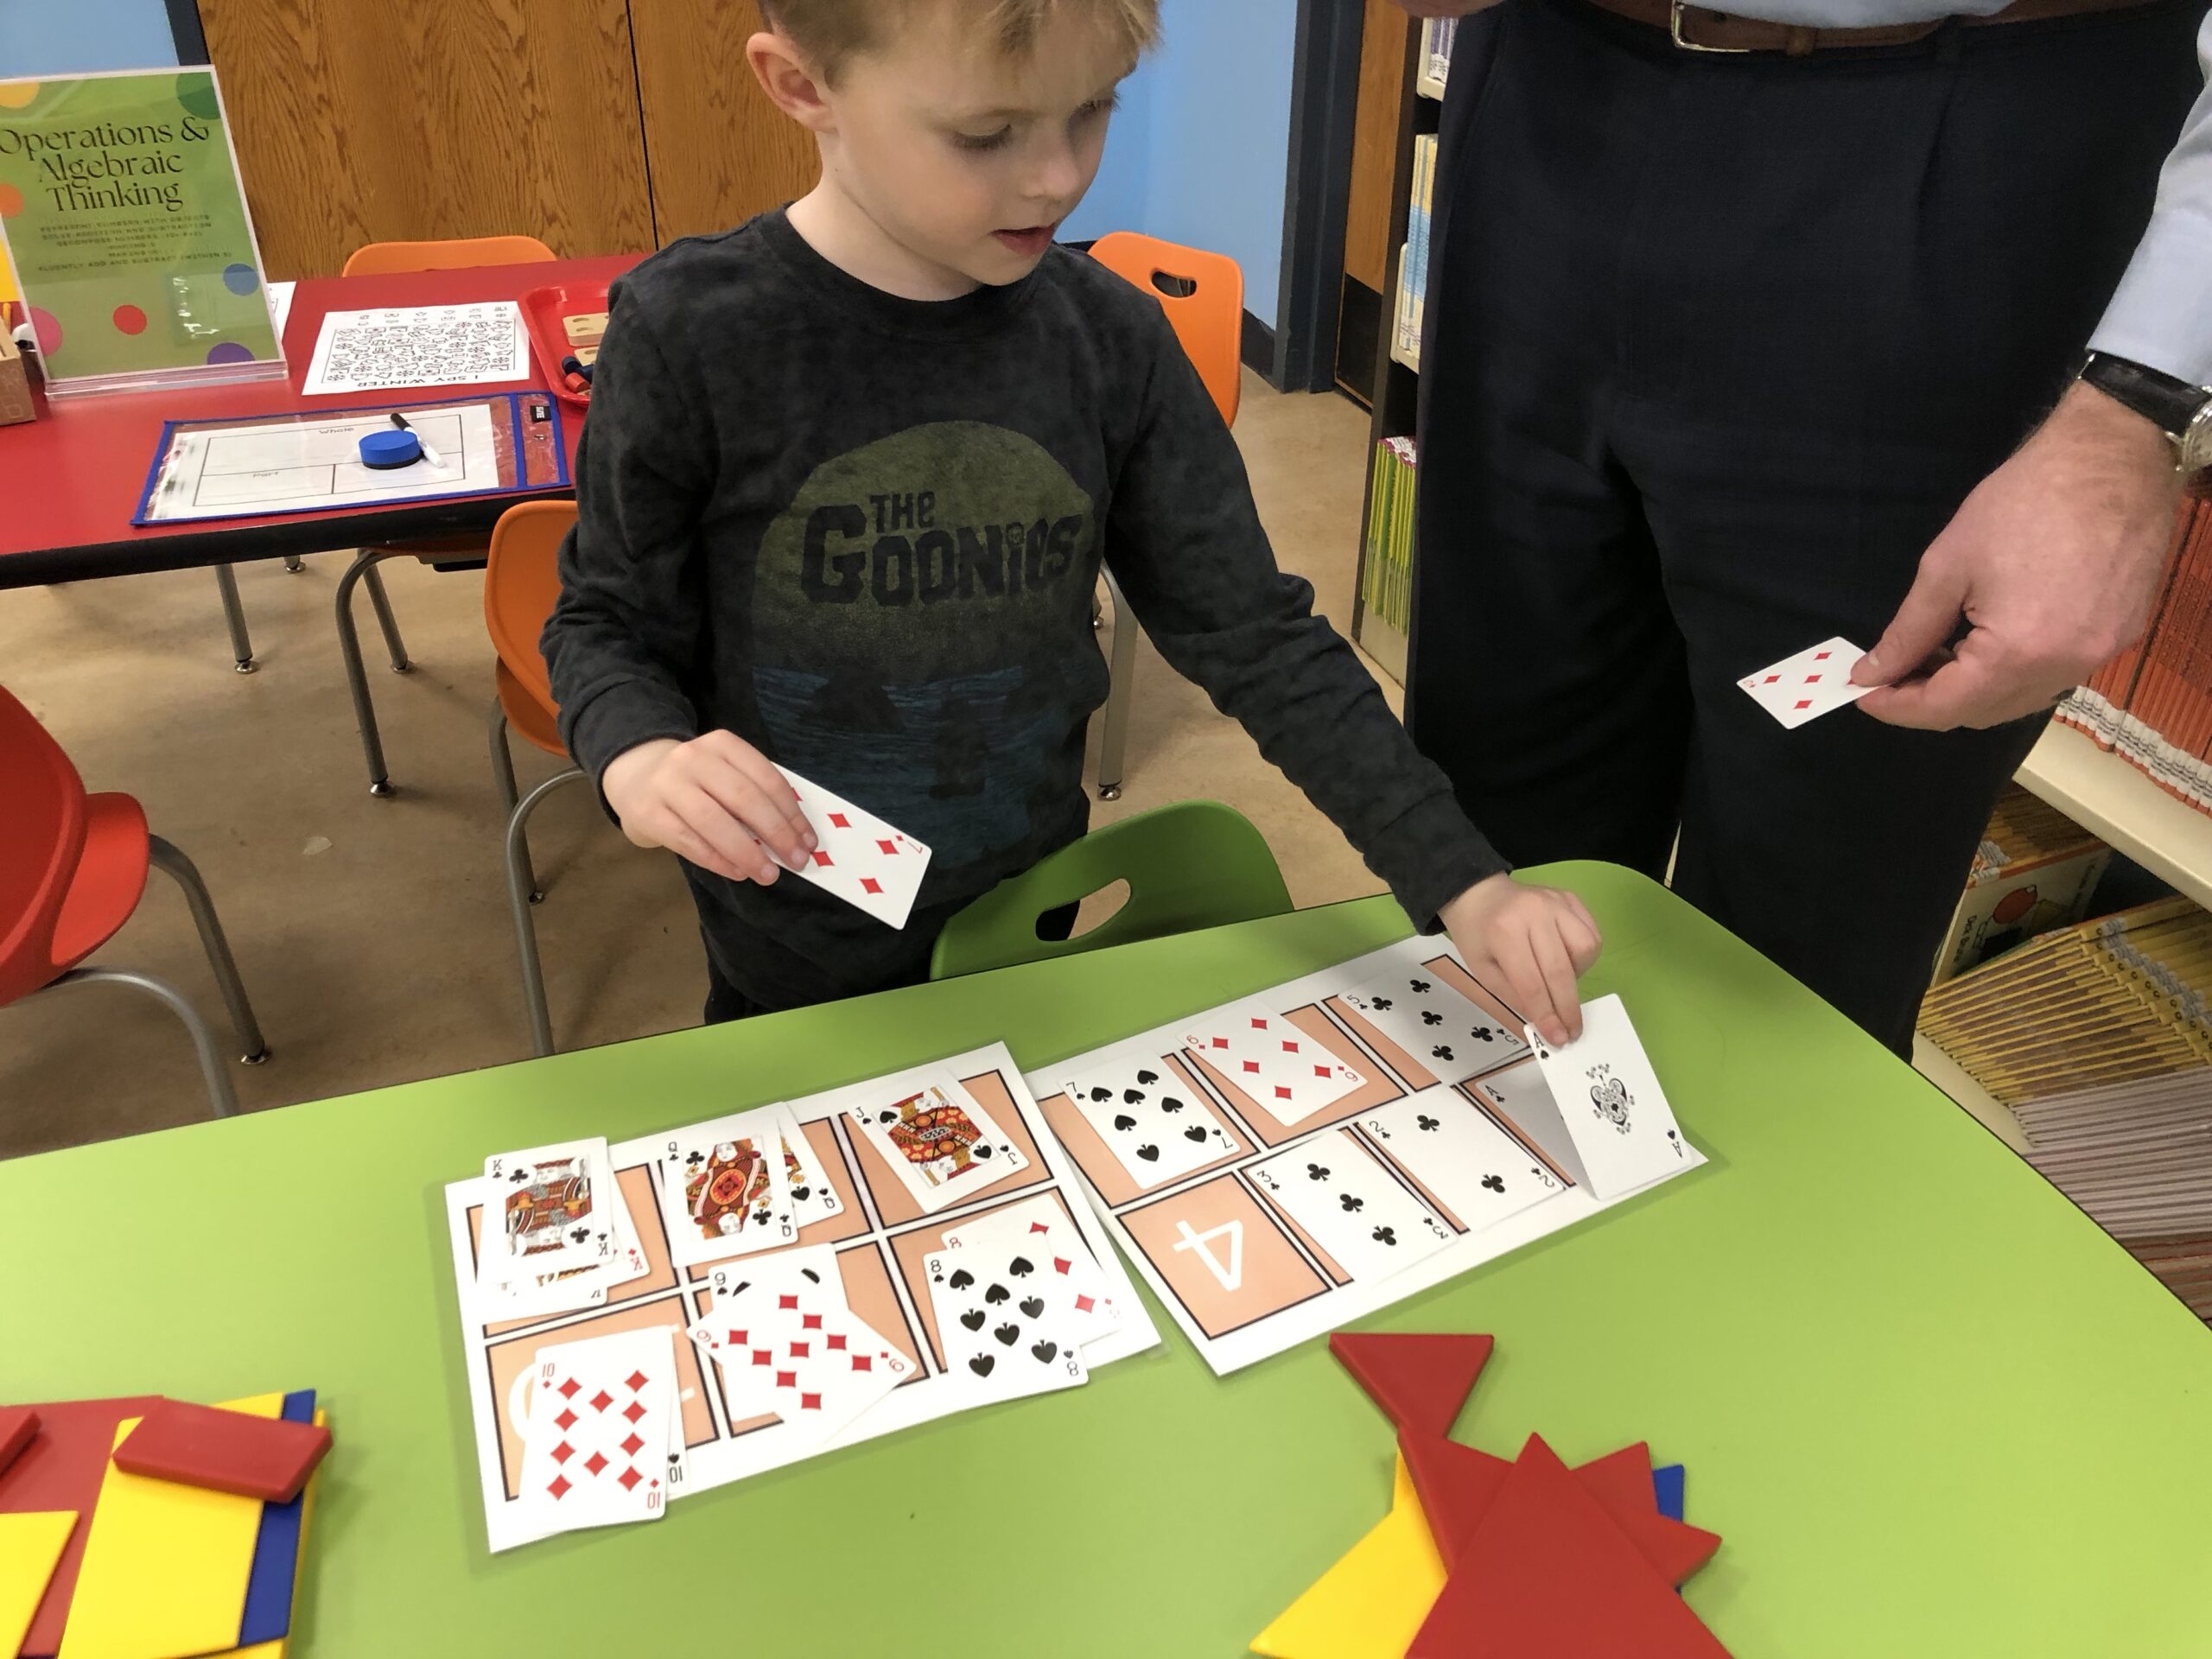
0, 372, 1401, 1158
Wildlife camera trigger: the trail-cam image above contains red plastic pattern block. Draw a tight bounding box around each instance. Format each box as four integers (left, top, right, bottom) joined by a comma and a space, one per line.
1328, 1330, 1494, 1438
3, 1396, 162, 1657
1398, 1430, 1512, 1572
1408, 1435, 1733, 1659
0, 1407, 38, 1481
1574, 1443, 1724, 1587
112, 1397, 333, 1504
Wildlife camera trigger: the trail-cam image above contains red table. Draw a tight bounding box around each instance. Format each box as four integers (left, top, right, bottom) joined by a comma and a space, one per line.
0, 253, 642, 589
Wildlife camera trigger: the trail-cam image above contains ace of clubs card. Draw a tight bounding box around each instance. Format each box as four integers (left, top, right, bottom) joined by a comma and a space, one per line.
1738, 636, 1873, 729
845, 1074, 1027, 1214
516, 1326, 675, 1532
1522, 994, 1692, 1199
1339, 962, 1530, 1083
1181, 1005, 1366, 1126
1247, 1128, 1453, 1283
654, 1109, 794, 1268
1058, 1057, 1234, 1189
771, 766, 932, 930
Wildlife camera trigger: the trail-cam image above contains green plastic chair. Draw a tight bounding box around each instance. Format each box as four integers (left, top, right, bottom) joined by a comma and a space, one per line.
929, 801, 1294, 980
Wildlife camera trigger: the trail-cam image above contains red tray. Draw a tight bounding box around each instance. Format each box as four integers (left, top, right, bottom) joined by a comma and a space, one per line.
518, 281, 609, 410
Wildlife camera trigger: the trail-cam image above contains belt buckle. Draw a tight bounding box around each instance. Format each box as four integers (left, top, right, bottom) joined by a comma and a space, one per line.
1670, 0, 1754, 50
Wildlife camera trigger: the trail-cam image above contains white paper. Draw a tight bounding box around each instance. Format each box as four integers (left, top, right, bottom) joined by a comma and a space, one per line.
265, 280, 296, 341
302, 301, 529, 395
143, 403, 504, 523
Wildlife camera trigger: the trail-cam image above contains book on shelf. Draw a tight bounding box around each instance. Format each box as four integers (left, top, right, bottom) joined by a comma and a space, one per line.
2057, 496, 2212, 812
1360, 435, 1419, 641
1393, 134, 1438, 369
1932, 784, 2110, 984
1421, 17, 1459, 90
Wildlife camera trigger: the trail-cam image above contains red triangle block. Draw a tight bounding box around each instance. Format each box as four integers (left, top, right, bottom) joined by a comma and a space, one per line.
1408, 1435, 1732, 1659
1574, 1443, 1724, 1586
1329, 1331, 1494, 1437
1398, 1431, 1511, 1571
0, 1407, 38, 1481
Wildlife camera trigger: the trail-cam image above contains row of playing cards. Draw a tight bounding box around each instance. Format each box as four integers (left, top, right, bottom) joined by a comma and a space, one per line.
474, 1137, 650, 1319
512, 1325, 689, 1538
687, 1246, 912, 1446
649, 1103, 842, 1272
922, 1196, 1126, 1404
765, 765, 933, 931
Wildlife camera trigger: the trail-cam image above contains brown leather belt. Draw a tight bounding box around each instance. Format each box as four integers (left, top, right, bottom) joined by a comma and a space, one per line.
1586, 0, 2154, 54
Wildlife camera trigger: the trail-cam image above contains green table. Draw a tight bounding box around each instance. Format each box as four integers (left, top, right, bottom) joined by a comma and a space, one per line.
4, 863, 2208, 1656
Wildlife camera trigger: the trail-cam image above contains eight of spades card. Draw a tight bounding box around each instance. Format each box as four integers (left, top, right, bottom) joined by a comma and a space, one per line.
770, 1103, 842, 1228
513, 1325, 678, 1534
1246, 1128, 1454, 1283
481, 1137, 622, 1283
1180, 1004, 1368, 1127
844, 1073, 1028, 1215
1058, 1057, 1234, 1189
1338, 963, 1529, 1084
652, 1109, 795, 1269
1358, 1090, 1562, 1233
1522, 994, 1693, 1200
690, 1247, 909, 1444
940, 1194, 1124, 1346
923, 1247, 1089, 1402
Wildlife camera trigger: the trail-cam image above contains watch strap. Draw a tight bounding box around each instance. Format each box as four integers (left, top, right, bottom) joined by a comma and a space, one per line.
2080, 351, 2212, 441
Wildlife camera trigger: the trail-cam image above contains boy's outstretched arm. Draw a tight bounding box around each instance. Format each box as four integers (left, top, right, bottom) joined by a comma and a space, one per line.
1103, 308, 1598, 1043
542, 289, 813, 884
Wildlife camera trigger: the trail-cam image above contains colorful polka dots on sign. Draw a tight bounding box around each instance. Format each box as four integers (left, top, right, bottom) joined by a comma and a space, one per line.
111, 305, 148, 336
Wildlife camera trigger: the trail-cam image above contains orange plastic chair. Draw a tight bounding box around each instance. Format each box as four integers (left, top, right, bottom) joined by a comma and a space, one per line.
340, 235, 557, 277
0, 685, 267, 1116
484, 501, 590, 1056
1084, 233, 1247, 800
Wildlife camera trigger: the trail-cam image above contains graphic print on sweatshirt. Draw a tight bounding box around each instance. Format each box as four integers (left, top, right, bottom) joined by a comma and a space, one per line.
749, 422, 1108, 869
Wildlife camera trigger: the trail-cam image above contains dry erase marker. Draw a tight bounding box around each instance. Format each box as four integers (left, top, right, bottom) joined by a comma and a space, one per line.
389, 410, 447, 469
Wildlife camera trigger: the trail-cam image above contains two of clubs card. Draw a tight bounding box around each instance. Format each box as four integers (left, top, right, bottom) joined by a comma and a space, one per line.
765, 765, 932, 930
1738, 637, 1874, 729
1515, 994, 1694, 1199
512, 1324, 690, 1539
474, 1137, 648, 1319
651, 1103, 842, 1271
924, 1196, 1124, 1404
687, 1245, 912, 1446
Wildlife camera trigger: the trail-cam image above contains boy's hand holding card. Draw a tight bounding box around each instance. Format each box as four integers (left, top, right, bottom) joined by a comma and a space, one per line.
767, 766, 932, 931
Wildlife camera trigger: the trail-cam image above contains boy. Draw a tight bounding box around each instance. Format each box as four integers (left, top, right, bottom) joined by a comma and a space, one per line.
543, 0, 1600, 1043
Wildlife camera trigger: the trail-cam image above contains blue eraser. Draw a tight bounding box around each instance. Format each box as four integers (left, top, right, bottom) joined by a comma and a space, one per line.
359, 428, 421, 469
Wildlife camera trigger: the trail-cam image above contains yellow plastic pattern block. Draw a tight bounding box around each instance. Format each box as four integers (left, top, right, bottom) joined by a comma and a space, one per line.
58, 1393, 284, 1659
214, 1409, 325, 1659
1250, 1454, 1449, 1659
0, 1510, 79, 1657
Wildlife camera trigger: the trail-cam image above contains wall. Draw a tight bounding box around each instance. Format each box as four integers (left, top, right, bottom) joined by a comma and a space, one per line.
1065, 0, 1298, 330
2, 0, 181, 77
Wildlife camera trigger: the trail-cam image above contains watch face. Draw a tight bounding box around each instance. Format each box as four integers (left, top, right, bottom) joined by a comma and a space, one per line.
2184, 410, 2212, 477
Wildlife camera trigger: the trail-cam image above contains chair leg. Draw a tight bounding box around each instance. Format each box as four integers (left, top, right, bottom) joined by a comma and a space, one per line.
488, 699, 543, 904
148, 834, 270, 1064
1096, 568, 1137, 802
361, 559, 411, 672
507, 768, 588, 1058
334, 551, 396, 795
283, 554, 305, 573
39, 966, 240, 1117
213, 564, 257, 674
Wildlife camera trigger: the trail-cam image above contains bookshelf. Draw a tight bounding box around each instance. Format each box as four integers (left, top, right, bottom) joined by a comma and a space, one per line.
2015, 722, 2212, 913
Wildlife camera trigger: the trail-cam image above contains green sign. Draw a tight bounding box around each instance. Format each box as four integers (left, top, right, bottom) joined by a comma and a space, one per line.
0, 68, 281, 391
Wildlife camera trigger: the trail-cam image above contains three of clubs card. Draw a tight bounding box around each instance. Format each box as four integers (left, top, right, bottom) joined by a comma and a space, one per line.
1247, 1128, 1454, 1282
770, 766, 932, 930
1522, 994, 1692, 1199
1358, 1090, 1563, 1232
1738, 637, 1873, 729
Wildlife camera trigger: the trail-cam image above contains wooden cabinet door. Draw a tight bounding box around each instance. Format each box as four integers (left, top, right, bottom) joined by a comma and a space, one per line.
199, 0, 656, 277
1342, 0, 1408, 296
630, 0, 819, 243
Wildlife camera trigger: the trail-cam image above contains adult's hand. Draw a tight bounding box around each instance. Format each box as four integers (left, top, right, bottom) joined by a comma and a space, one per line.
1853, 382, 2183, 730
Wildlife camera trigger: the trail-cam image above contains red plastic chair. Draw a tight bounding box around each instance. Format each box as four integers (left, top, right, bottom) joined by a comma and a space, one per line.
1085, 233, 1246, 802
0, 686, 268, 1116
483, 500, 589, 1057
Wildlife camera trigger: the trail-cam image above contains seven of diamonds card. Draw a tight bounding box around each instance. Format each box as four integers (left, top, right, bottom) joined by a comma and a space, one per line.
844, 1071, 1028, 1214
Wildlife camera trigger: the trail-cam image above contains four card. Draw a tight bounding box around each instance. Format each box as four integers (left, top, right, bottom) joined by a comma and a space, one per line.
1522, 995, 1694, 1199
1738, 636, 1872, 729
770, 766, 933, 930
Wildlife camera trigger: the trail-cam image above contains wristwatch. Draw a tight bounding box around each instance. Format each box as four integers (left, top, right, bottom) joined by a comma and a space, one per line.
2078, 352, 2212, 476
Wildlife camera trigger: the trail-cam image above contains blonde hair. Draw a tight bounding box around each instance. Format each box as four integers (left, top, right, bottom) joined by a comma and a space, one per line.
760, 0, 1160, 83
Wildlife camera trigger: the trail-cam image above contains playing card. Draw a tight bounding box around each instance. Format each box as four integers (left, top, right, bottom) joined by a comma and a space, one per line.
652, 1108, 795, 1269
769, 766, 933, 930
691, 1248, 909, 1444
1058, 1056, 1234, 1189
1181, 1004, 1367, 1127
924, 1247, 1088, 1402
1738, 636, 1872, 729
771, 1104, 843, 1228
1339, 963, 1531, 1082
1247, 1128, 1454, 1283
843, 1072, 1028, 1215
481, 1138, 620, 1282
1358, 1090, 1563, 1231
1522, 995, 1694, 1199
514, 1326, 677, 1533
940, 1195, 1124, 1344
